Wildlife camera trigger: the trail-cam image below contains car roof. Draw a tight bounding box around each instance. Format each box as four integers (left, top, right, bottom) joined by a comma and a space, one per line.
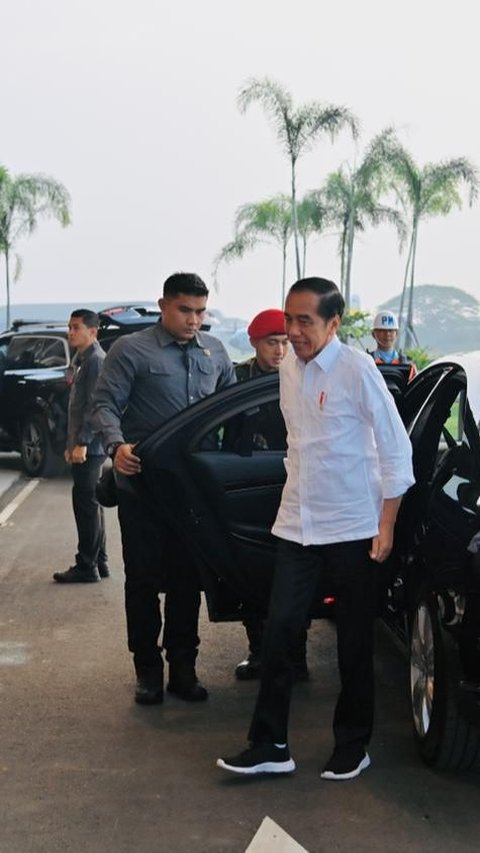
2, 301, 213, 339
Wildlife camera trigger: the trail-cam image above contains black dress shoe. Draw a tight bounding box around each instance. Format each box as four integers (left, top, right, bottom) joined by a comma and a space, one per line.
135, 665, 164, 705
235, 656, 262, 681
98, 563, 110, 578
53, 565, 100, 584
167, 666, 208, 702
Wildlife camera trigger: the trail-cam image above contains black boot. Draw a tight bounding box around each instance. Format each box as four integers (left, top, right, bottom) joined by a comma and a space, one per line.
167, 661, 208, 702
53, 565, 100, 584
134, 663, 164, 705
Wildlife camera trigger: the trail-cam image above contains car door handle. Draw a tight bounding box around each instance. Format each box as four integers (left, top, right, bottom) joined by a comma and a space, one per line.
17, 379, 27, 385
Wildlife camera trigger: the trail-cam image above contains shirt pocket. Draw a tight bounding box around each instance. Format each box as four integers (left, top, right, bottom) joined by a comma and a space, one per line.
195, 358, 217, 395
148, 364, 172, 377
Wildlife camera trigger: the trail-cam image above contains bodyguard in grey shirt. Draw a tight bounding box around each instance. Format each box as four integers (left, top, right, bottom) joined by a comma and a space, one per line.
91, 272, 235, 706
93, 321, 234, 448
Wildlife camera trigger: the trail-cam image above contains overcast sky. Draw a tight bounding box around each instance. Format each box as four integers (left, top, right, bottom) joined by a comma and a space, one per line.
1, 0, 479, 322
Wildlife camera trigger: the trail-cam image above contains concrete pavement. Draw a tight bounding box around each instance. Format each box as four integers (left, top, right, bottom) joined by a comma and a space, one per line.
1, 472, 479, 852
0, 452, 22, 500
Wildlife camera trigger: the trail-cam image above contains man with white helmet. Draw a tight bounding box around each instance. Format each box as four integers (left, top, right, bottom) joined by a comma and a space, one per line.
370, 311, 416, 381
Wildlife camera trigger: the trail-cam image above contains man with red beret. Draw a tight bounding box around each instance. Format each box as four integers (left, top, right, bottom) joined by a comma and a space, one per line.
234, 309, 309, 682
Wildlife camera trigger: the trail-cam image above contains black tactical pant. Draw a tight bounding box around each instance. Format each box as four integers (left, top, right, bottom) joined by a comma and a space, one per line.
117, 485, 201, 670
71, 454, 107, 572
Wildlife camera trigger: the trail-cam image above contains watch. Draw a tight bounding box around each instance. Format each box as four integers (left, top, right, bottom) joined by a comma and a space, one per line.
107, 441, 123, 459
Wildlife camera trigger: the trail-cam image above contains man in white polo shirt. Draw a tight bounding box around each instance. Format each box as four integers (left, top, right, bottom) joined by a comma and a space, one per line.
217, 277, 415, 781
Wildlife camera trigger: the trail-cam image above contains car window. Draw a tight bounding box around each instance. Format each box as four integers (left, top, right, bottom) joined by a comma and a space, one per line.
5, 336, 68, 369
35, 337, 69, 368
188, 399, 286, 456
6, 337, 37, 369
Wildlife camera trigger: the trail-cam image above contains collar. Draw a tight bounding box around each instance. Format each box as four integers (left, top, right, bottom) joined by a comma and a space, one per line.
373, 348, 398, 363
312, 334, 341, 372
76, 341, 97, 363
154, 321, 204, 349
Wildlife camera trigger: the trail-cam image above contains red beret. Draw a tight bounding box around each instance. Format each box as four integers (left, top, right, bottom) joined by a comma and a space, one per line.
247, 309, 286, 340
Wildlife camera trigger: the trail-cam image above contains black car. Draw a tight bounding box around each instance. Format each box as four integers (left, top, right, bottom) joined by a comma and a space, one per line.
119, 355, 480, 772
0, 303, 192, 477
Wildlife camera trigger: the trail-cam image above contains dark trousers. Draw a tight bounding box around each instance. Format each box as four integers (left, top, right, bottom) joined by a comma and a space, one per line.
243, 614, 308, 665
117, 485, 201, 670
248, 538, 376, 749
71, 455, 107, 572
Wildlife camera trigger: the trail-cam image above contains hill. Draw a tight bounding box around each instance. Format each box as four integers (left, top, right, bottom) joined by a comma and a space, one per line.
378, 285, 480, 356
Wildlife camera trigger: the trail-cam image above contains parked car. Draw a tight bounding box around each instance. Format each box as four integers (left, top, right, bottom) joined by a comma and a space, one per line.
0, 303, 214, 477
118, 356, 480, 772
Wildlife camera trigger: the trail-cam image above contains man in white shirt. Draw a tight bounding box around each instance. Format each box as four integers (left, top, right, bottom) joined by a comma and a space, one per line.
217, 277, 415, 781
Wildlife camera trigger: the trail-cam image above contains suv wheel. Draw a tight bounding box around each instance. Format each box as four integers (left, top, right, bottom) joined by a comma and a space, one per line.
20, 414, 64, 478
410, 589, 480, 769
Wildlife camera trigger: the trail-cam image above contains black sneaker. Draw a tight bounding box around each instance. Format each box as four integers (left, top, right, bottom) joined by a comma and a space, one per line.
321, 747, 370, 780
217, 743, 296, 775
53, 565, 100, 584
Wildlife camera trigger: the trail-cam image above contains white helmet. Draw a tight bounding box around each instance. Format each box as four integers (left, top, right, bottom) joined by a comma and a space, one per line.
373, 310, 399, 331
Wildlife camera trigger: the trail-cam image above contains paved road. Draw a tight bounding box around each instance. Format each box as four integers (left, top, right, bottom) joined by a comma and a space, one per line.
0, 470, 478, 852
0, 452, 22, 500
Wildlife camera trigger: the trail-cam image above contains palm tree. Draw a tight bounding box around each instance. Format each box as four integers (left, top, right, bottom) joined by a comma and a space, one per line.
237, 77, 359, 279
375, 130, 479, 348
296, 192, 332, 277
0, 167, 71, 328
321, 130, 407, 310
214, 195, 293, 305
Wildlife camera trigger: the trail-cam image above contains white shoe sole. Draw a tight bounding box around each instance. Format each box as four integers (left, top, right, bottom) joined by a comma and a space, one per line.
216, 758, 296, 775
321, 752, 370, 780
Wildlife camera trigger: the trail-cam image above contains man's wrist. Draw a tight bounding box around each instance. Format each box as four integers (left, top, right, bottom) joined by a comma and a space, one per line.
107, 441, 123, 459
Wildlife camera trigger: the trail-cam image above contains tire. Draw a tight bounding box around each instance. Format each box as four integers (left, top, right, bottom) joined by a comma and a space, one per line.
409, 589, 480, 769
20, 413, 64, 478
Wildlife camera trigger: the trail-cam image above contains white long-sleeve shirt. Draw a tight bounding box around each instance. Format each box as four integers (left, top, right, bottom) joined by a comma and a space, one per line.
272, 336, 415, 546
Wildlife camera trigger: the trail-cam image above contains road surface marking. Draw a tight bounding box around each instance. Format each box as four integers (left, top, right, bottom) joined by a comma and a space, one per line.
0, 641, 29, 666
0, 479, 40, 526
246, 817, 309, 853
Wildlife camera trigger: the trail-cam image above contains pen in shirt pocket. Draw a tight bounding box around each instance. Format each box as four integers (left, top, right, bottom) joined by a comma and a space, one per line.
319, 391, 327, 410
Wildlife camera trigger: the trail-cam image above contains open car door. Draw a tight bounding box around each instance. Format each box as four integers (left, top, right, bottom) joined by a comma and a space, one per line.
136, 374, 288, 621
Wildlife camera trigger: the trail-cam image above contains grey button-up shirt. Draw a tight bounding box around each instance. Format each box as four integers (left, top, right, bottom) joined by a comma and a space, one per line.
67, 340, 106, 455
91, 322, 236, 447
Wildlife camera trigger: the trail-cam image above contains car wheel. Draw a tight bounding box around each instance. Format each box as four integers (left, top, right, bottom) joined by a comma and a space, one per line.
20, 414, 64, 478
410, 589, 480, 769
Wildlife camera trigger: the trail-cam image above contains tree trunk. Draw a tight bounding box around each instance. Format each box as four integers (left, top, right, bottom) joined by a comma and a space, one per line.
302, 236, 307, 278
339, 227, 347, 296
404, 221, 420, 350
5, 247, 11, 329
281, 237, 287, 307
398, 229, 414, 348
344, 212, 355, 312
290, 158, 301, 279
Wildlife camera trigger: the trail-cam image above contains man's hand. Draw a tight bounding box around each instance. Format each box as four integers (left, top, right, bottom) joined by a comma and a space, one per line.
113, 443, 142, 475
71, 445, 87, 464
369, 496, 403, 563
64, 449, 72, 463
369, 522, 395, 563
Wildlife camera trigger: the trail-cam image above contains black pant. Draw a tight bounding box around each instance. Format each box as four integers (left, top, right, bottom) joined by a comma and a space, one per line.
117, 485, 201, 669
71, 455, 107, 572
249, 538, 376, 750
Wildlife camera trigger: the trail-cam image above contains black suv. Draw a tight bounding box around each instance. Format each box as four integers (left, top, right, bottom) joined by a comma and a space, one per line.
0, 303, 172, 477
